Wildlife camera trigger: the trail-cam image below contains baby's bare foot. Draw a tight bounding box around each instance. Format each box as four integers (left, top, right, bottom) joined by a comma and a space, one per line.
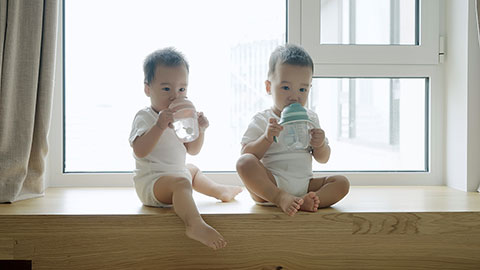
216, 186, 243, 202
185, 219, 227, 250
273, 190, 304, 216
299, 192, 320, 212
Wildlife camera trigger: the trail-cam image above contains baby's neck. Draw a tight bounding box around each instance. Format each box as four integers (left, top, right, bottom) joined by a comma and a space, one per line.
150, 106, 159, 114
151, 105, 168, 114
271, 107, 281, 117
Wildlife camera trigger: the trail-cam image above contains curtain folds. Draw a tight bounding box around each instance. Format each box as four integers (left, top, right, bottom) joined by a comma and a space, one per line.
0, 0, 58, 203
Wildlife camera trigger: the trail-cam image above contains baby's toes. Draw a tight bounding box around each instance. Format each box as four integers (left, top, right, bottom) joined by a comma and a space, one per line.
214, 240, 225, 250
294, 198, 304, 207
291, 203, 300, 210
288, 206, 298, 216
218, 239, 227, 249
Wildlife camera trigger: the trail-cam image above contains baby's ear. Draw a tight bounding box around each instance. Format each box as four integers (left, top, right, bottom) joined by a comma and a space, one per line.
265, 80, 271, 95
144, 84, 151, 97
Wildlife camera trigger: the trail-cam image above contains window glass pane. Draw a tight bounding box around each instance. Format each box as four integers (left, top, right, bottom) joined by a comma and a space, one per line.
320, 0, 417, 45
65, 0, 286, 172
310, 78, 427, 171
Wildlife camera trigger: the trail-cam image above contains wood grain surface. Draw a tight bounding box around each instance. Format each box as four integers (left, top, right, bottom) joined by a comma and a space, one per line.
0, 186, 479, 269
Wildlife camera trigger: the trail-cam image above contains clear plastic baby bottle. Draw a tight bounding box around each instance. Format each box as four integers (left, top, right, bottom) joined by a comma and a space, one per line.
281, 121, 312, 150
168, 97, 199, 143
278, 103, 316, 150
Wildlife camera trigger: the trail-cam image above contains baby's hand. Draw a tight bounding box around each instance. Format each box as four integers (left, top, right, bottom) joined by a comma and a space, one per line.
156, 109, 174, 130
197, 112, 209, 132
264, 118, 283, 143
310, 128, 326, 148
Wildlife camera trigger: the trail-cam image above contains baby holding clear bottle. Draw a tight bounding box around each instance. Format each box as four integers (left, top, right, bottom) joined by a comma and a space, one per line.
129, 47, 242, 250
236, 44, 350, 216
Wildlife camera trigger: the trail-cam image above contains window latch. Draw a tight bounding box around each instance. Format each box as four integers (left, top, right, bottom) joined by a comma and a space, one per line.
439, 36, 445, 63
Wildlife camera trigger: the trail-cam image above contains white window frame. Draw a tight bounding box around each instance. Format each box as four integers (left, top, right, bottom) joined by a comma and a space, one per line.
295, 0, 439, 64
47, 0, 443, 187
289, 0, 443, 185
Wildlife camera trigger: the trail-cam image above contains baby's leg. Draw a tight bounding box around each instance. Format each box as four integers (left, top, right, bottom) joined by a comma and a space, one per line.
236, 153, 304, 216
153, 176, 227, 250
307, 175, 350, 208
187, 164, 242, 202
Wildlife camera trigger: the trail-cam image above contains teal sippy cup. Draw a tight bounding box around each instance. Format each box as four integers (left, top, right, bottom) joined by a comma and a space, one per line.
168, 97, 199, 143
277, 103, 317, 150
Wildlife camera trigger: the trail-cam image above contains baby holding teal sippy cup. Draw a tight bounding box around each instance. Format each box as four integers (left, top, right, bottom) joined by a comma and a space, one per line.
236, 44, 350, 216
129, 48, 242, 250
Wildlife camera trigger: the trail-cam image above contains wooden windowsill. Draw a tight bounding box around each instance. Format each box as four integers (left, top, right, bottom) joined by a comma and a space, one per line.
1, 186, 479, 269
1, 186, 479, 215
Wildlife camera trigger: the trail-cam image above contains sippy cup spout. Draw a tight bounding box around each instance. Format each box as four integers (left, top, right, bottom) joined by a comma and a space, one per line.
278, 103, 313, 126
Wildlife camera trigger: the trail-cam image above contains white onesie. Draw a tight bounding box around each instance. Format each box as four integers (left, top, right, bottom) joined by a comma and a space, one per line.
129, 107, 192, 207
241, 108, 326, 197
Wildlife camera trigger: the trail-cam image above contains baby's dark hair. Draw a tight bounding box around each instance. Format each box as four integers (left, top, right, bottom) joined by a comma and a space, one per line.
267, 44, 314, 78
143, 47, 189, 85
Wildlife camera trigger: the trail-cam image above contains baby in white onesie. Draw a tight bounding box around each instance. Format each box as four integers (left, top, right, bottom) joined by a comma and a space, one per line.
241, 108, 321, 198
130, 48, 241, 250
236, 44, 350, 217
130, 106, 193, 207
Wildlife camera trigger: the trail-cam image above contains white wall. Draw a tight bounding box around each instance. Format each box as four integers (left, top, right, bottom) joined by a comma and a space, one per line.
445, 0, 468, 190
46, 0, 63, 188
444, 0, 480, 192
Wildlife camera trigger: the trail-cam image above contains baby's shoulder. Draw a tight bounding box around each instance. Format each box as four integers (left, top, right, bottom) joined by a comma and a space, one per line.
135, 107, 155, 118
306, 108, 320, 126
306, 108, 318, 118
132, 107, 156, 124
252, 108, 275, 121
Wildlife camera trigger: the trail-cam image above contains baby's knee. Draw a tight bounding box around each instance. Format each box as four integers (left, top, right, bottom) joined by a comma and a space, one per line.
186, 163, 200, 176
236, 153, 259, 172
171, 177, 193, 193
335, 175, 350, 196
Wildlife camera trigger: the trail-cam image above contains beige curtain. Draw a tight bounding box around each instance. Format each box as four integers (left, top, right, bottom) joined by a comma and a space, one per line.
0, 0, 58, 203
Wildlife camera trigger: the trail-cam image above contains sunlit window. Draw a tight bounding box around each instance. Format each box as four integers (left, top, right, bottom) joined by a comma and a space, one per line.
64, 0, 286, 172
65, 0, 428, 174
310, 78, 427, 171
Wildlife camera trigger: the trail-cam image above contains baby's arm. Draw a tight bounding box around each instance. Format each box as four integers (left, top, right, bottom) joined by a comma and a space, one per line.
132, 109, 173, 158
310, 128, 330, 163
184, 112, 208, 155
242, 118, 283, 159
